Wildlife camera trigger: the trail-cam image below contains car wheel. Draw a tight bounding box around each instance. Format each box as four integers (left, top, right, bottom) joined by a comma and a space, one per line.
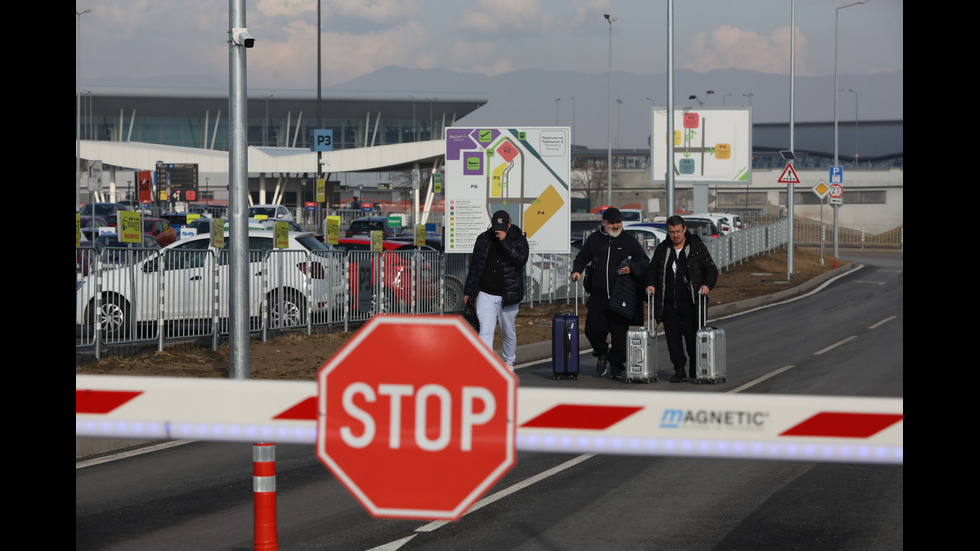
90, 294, 130, 340
268, 291, 306, 328
444, 277, 464, 312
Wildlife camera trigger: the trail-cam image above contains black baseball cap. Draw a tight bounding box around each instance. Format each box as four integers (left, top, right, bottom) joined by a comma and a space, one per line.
602, 207, 622, 222
491, 210, 510, 231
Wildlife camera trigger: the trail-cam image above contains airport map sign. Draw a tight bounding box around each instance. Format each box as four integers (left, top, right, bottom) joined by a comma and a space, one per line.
651, 108, 752, 185
445, 127, 571, 253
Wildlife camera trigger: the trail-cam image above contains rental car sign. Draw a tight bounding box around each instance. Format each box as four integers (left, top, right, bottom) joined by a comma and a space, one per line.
316, 315, 517, 520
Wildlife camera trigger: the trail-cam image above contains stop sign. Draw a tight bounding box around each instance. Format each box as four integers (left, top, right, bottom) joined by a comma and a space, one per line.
316, 315, 517, 520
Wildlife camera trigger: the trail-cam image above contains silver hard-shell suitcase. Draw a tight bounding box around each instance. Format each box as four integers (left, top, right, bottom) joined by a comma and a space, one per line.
695, 293, 727, 384
625, 298, 658, 383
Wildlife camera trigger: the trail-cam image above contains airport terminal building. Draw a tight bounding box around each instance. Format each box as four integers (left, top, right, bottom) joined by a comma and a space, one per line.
76, 87, 902, 230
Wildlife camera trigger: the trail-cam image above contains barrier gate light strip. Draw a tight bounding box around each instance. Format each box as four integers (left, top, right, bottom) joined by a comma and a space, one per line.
75, 375, 904, 464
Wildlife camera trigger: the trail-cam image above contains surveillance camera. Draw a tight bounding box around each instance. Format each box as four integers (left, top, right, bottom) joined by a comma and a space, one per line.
232, 28, 255, 48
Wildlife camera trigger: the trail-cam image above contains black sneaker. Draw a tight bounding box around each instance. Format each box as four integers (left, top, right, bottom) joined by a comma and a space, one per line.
669, 370, 686, 383
595, 355, 608, 377
609, 364, 625, 380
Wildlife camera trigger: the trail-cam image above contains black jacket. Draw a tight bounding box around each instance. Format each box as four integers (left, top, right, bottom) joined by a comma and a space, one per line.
572, 228, 649, 301
464, 225, 530, 306
646, 232, 718, 322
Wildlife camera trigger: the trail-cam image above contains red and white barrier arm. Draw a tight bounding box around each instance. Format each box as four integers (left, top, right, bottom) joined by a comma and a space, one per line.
76, 375, 903, 464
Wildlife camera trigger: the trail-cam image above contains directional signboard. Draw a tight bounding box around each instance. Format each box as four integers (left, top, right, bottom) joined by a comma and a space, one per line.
316, 315, 517, 520
445, 127, 570, 253
651, 108, 752, 185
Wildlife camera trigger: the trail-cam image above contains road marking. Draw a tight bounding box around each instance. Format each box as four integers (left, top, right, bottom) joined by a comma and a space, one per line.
415, 453, 596, 533
853, 280, 886, 285
76, 440, 193, 469
814, 336, 858, 355
869, 316, 896, 329
372, 454, 598, 549
713, 264, 864, 321
727, 365, 795, 394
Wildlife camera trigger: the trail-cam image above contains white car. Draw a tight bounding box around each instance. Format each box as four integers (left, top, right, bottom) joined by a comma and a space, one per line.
76, 230, 344, 338
622, 223, 668, 255
690, 213, 740, 235
247, 204, 294, 221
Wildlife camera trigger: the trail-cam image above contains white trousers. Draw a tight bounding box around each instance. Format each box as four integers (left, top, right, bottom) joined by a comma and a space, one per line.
475, 292, 519, 365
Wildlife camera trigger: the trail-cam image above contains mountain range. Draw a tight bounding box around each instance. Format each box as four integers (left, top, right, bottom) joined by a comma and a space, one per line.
330, 66, 903, 150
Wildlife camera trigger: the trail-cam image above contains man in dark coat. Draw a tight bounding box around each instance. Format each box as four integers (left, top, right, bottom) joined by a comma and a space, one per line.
645, 215, 719, 382
464, 210, 530, 371
570, 208, 649, 379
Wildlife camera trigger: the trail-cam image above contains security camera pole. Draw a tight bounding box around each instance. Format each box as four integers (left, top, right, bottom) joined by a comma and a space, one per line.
228, 2, 252, 379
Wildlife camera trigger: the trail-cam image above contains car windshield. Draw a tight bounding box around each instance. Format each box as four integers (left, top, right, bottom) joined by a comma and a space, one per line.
248, 207, 279, 218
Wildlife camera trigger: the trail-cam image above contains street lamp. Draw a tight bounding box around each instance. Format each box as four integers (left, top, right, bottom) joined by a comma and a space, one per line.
605, 13, 617, 206
571, 96, 576, 147
76, 8, 92, 210
742, 92, 754, 106
844, 88, 859, 164
834, 0, 870, 167
261, 94, 274, 147
616, 99, 623, 148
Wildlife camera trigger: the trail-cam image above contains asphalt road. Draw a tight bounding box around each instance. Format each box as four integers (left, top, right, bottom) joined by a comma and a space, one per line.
76, 250, 903, 550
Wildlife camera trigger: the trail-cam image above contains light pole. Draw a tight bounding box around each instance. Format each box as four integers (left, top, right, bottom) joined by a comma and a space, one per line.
722, 92, 732, 105
76, 8, 91, 210
408, 94, 416, 141
426, 97, 437, 140
742, 92, 754, 106
845, 88, 859, 164
835, 0, 869, 167
833, 0, 869, 261
571, 96, 576, 147
261, 94, 273, 146
605, 13, 617, 206
616, 99, 623, 148
554, 97, 561, 125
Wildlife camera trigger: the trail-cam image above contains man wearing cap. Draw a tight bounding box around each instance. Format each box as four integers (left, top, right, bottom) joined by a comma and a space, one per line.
570, 207, 648, 379
464, 210, 530, 372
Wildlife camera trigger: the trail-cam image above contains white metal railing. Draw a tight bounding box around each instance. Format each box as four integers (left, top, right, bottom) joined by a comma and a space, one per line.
76, 220, 790, 357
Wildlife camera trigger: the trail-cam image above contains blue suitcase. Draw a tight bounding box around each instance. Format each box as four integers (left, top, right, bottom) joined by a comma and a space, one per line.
552, 313, 580, 380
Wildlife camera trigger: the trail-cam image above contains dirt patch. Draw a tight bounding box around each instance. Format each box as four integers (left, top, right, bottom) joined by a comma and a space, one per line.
76, 248, 842, 380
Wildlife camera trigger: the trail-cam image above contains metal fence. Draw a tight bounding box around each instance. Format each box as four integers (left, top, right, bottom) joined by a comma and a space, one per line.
75, 219, 792, 358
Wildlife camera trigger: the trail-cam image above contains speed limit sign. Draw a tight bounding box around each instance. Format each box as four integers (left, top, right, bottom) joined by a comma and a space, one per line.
829, 183, 843, 199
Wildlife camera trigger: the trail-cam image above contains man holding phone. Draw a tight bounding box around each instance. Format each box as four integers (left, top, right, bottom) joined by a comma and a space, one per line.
570, 208, 648, 379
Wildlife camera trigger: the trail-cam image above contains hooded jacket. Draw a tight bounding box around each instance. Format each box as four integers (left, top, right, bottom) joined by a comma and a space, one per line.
646, 231, 718, 322
464, 225, 530, 306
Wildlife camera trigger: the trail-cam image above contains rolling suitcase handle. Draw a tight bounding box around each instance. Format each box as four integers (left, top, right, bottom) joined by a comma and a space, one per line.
697, 291, 709, 330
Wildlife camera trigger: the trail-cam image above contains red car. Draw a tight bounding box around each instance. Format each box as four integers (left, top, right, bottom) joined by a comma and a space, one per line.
105, 215, 178, 247
333, 238, 436, 311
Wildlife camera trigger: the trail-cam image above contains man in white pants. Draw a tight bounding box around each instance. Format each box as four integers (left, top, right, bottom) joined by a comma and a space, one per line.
463, 210, 530, 371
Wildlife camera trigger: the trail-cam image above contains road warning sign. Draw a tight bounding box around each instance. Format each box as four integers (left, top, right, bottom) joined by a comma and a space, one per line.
778, 163, 801, 184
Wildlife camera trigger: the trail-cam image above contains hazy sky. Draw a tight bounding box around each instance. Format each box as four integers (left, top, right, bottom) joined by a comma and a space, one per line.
76, 0, 902, 90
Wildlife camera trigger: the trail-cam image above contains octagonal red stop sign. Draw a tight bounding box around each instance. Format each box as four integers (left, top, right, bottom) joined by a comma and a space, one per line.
316, 315, 517, 520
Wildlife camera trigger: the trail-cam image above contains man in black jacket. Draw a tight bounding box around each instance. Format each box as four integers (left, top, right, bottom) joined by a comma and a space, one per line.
464, 210, 530, 372
570, 208, 649, 379
645, 215, 719, 382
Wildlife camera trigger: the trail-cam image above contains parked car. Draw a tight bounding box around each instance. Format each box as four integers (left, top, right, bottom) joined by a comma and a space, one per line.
345, 216, 397, 238
333, 238, 436, 311
77, 233, 162, 279
76, 230, 343, 338
79, 202, 132, 218
623, 223, 668, 255
79, 215, 111, 242
142, 217, 177, 247
690, 213, 738, 235
247, 204, 293, 221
